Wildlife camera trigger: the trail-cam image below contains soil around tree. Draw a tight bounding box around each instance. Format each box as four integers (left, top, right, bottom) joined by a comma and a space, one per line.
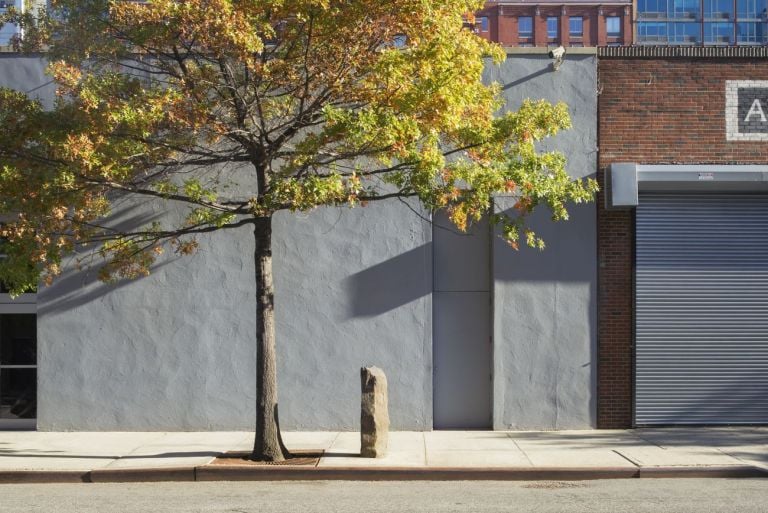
211, 450, 323, 466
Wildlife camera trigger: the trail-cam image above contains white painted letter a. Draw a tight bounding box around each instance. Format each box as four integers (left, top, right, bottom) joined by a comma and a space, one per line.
744, 99, 767, 122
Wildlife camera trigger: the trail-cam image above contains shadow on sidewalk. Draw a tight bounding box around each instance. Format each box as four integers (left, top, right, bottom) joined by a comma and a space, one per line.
0, 450, 221, 460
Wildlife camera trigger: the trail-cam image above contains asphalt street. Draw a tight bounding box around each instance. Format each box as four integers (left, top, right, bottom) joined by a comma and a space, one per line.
0, 479, 766, 513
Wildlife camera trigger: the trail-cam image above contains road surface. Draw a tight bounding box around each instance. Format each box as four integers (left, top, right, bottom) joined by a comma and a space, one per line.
1, 479, 766, 512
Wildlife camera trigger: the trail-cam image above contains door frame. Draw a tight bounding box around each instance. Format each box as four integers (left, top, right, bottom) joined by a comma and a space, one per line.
0, 293, 37, 430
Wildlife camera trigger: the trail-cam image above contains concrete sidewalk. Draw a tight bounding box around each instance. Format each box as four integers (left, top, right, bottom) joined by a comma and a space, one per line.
0, 428, 766, 482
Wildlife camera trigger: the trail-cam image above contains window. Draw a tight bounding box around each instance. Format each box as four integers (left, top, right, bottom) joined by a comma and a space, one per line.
704, 0, 734, 19
637, 0, 667, 18
669, 21, 701, 42
478, 16, 489, 32
704, 22, 734, 42
672, 0, 701, 18
392, 34, 407, 48
737, 0, 767, 18
737, 21, 766, 41
638, 21, 669, 42
0, 1, 19, 9
547, 16, 559, 39
0, 0, 21, 46
606, 16, 621, 37
570, 16, 584, 36
638, 0, 670, 17
0, 230, 37, 429
0, 314, 37, 426
518, 16, 533, 37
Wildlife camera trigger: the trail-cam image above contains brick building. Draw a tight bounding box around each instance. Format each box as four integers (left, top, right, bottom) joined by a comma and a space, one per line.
598, 46, 768, 427
475, 0, 768, 47
475, 0, 633, 47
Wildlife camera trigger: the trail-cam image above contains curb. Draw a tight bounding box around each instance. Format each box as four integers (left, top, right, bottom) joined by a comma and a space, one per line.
0, 471, 90, 484
196, 466, 639, 481
90, 467, 196, 483
638, 466, 768, 479
0, 465, 765, 483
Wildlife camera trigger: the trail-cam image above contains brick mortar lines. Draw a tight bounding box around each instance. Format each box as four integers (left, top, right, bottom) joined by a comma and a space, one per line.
596, 58, 768, 428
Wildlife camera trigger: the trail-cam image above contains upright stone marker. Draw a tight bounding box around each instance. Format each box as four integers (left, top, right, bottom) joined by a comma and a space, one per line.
360, 366, 389, 458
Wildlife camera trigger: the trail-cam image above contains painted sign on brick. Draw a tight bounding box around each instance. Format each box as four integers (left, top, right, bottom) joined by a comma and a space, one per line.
726, 81, 768, 141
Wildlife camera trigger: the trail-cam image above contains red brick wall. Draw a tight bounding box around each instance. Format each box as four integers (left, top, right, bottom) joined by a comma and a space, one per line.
597, 58, 768, 428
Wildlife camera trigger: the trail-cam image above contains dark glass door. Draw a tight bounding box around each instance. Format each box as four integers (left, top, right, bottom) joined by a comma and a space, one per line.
0, 314, 36, 427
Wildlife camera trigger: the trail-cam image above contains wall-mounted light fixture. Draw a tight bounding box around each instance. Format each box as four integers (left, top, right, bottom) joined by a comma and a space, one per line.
548, 46, 566, 71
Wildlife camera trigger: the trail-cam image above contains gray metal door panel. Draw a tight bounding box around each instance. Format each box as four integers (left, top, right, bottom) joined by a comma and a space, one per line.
433, 291, 492, 429
432, 213, 492, 429
433, 215, 490, 292
636, 193, 768, 425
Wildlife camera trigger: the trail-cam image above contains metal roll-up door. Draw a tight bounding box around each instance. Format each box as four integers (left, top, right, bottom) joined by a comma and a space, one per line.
636, 193, 768, 425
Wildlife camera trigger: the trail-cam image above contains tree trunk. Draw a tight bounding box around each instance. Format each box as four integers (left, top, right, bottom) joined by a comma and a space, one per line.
251, 215, 290, 461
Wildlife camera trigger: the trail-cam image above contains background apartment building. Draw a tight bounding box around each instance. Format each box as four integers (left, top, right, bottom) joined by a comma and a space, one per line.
474, 0, 768, 46
636, 0, 768, 45
0, 1, 23, 47
0, 0, 47, 48
474, 0, 633, 47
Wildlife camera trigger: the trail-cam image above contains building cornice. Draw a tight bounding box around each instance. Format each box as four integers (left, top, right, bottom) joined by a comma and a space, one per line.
485, 1, 632, 5
599, 45, 768, 58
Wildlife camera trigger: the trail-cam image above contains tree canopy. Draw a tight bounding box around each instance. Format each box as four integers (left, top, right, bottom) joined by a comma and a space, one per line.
0, 0, 596, 294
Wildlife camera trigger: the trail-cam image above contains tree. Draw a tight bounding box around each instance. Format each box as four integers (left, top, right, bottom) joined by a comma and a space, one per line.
0, 0, 597, 461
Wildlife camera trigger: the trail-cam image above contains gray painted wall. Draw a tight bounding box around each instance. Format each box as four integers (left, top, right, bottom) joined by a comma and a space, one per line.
489, 54, 598, 429
0, 52, 596, 431
0, 55, 56, 109
273, 203, 433, 431
36, 197, 432, 431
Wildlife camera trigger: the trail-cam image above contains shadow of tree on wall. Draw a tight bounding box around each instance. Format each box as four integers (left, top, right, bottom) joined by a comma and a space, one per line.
36, 201, 175, 316
343, 243, 432, 319
493, 202, 597, 284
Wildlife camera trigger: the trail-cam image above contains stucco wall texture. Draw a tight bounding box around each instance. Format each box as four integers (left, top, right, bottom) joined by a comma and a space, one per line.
488, 55, 597, 429
0, 52, 597, 431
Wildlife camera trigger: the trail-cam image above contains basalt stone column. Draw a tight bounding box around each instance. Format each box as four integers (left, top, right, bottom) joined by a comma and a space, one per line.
360, 367, 389, 458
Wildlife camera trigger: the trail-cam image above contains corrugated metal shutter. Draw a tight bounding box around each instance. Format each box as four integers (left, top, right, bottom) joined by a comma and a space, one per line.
636, 193, 768, 425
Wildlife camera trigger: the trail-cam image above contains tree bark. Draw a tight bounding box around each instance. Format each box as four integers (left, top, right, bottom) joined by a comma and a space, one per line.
251, 215, 290, 461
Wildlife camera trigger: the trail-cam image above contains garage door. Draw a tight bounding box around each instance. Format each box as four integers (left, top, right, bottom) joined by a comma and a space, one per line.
636, 193, 768, 425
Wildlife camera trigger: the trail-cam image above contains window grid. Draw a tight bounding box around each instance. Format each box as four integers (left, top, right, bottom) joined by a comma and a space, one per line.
570, 16, 584, 37
637, 0, 768, 45
518, 16, 533, 38
607, 16, 622, 37
547, 16, 559, 39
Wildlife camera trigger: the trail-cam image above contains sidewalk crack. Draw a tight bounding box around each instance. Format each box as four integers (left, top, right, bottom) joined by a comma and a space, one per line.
318, 431, 342, 467
105, 432, 169, 468
506, 433, 534, 467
